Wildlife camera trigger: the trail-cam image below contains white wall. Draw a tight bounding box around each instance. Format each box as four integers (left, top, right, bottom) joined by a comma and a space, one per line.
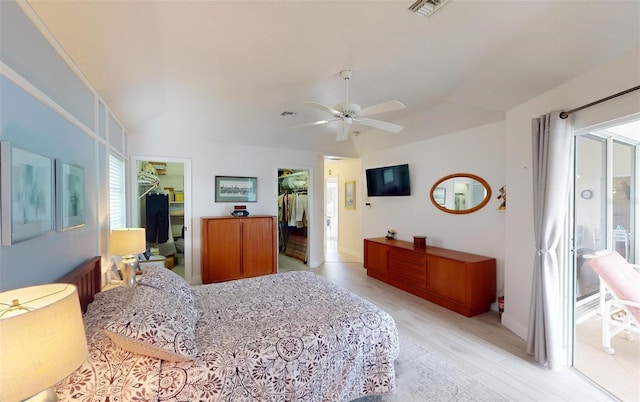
361, 121, 507, 295
127, 134, 325, 283
503, 47, 640, 339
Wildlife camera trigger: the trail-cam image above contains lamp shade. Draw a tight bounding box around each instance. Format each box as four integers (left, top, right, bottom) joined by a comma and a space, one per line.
0, 284, 88, 401
110, 228, 146, 256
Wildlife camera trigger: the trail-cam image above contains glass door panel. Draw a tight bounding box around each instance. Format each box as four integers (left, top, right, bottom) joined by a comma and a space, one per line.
574, 135, 606, 301
573, 121, 639, 402
612, 140, 635, 262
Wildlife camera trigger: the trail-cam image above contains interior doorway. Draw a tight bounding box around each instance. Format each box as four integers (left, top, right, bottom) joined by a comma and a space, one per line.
572, 119, 639, 401
131, 156, 192, 283
325, 177, 339, 261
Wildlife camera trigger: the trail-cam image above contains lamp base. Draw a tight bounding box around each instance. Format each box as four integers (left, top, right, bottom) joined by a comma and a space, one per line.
121, 255, 139, 285
25, 386, 57, 402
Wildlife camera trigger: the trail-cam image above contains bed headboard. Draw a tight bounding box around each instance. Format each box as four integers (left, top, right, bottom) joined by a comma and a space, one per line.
58, 256, 102, 313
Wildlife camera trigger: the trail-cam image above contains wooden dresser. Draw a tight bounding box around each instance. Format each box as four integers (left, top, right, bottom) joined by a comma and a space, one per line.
201, 215, 277, 283
364, 237, 496, 317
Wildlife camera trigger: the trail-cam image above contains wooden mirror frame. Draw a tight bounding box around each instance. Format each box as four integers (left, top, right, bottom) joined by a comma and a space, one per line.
429, 173, 492, 214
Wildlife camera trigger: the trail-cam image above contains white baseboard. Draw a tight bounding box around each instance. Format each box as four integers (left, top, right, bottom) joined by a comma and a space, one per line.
501, 313, 528, 340
338, 246, 361, 259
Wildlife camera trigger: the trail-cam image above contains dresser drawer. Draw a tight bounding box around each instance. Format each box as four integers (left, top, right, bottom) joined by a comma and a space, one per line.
389, 248, 426, 290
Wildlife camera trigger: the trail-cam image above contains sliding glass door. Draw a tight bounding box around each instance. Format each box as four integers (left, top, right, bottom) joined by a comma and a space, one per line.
572, 120, 639, 401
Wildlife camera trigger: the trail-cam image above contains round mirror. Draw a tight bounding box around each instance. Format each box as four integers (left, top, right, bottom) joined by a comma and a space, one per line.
429, 173, 492, 214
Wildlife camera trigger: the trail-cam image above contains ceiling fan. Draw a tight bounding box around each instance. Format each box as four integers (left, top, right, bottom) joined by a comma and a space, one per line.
293, 70, 405, 141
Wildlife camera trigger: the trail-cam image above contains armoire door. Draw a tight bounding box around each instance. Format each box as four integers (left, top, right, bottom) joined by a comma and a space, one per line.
202, 217, 242, 283
242, 216, 276, 278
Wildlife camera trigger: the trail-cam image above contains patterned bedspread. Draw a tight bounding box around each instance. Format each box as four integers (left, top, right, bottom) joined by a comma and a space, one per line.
57, 271, 399, 401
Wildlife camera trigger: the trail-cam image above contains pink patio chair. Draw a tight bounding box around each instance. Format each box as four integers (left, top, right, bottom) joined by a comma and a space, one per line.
585, 250, 640, 354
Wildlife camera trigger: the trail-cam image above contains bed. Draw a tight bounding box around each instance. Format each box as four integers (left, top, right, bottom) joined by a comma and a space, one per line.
56, 257, 399, 401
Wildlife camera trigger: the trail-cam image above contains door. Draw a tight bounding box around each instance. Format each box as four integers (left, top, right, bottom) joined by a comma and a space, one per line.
243, 216, 277, 278
131, 156, 192, 282
572, 119, 639, 401
202, 217, 242, 283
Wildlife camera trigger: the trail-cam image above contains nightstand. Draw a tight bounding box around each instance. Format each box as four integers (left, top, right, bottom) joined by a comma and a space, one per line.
102, 281, 123, 291
139, 255, 167, 270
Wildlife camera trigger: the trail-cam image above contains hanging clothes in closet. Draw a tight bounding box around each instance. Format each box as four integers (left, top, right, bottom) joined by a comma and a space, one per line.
278, 170, 309, 263
146, 193, 170, 244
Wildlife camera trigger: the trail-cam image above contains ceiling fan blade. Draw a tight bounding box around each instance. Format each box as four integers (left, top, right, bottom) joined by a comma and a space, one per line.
336, 120, 350, 141
358, 118, 405, 133
303, 101, 342, 116
359, 100, 405, 117
289, 120, 331, 129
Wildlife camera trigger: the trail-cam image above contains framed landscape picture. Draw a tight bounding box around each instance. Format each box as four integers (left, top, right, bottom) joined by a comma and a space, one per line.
1, 142, 54, 245
56, 160, 85, 231
345, 180, 356, 210
215, 176, 257, 202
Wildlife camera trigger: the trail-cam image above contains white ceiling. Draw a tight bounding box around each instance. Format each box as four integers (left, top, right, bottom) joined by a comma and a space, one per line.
27, 0, 640, 158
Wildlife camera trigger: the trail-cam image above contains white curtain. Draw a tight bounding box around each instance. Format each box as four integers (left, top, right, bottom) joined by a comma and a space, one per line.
527, 111, 573, 370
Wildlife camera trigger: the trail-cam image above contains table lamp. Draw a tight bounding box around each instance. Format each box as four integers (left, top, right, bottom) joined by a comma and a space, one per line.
0, 283, 88, 402
110, 228, 146, 285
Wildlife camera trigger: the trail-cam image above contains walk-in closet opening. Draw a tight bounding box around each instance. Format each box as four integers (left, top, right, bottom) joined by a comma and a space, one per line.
131, 156, 192, 282
277, 168, 310, 270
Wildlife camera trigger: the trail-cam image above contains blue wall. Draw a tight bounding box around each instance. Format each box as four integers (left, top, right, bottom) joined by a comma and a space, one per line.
0, 1, 123, 290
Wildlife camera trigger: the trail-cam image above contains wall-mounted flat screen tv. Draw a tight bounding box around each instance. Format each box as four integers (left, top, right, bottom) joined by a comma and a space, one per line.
365, 163, 411, 197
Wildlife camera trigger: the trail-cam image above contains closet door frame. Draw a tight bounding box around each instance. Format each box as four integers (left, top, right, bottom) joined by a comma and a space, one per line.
130, 155, 192, 283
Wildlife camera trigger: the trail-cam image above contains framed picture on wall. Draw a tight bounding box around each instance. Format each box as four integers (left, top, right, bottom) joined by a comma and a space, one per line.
345, 180, 356, 210
1, 142, 55, 245
56, 160, 85, 231
215, 176, 257, 202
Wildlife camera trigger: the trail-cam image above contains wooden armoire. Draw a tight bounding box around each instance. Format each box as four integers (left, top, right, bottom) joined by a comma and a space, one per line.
201, 215, 277, 283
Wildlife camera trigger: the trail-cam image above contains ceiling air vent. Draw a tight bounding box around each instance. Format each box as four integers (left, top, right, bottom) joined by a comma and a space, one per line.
408, 0, 451, 17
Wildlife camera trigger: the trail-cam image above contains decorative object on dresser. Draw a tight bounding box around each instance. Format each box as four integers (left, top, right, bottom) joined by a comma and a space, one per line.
364, 237, 497, 317
0, 283, 88, 402
110, 228, 146, 285
201, 215, 277, 283
231, 204, 250, 216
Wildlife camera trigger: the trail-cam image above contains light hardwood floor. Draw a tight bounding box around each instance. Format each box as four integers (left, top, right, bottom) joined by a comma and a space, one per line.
278, 253, 618, 402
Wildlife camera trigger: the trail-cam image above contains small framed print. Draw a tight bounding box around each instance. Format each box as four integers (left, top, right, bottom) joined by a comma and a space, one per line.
56, 160, 85, 231
215, 176, 257, 202
345, 180, 356, 210
1, 142, 54, 245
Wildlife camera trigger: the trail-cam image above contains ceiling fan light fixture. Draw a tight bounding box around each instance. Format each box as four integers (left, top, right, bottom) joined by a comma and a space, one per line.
293, 69, 405, 141
408, 0, 451, 17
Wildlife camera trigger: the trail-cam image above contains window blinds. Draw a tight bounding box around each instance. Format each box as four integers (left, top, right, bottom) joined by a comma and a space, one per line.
109, 153, 126, 229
